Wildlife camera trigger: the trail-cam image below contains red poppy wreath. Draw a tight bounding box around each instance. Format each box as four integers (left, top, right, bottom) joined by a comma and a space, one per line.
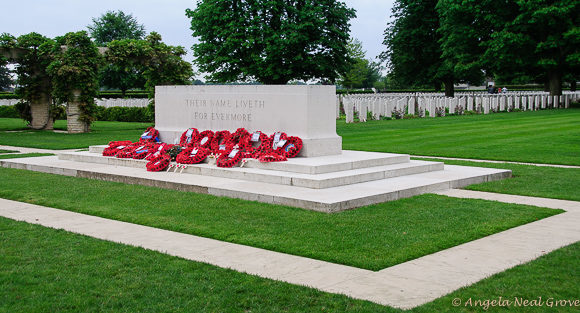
217, 147, 243, 168
176, 146, 211, 164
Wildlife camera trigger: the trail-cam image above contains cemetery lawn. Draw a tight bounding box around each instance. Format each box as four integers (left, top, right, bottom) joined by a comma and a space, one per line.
338, 109, 580, 166
0, 167, 560, 271
414, 158, 580, 201
1, 217, 578, 313
0, 118, 152, 149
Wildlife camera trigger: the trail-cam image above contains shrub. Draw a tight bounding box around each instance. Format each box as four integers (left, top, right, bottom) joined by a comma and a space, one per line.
0, 105, 19, 118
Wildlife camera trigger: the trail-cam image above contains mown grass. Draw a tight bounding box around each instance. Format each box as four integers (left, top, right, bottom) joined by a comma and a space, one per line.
0, 118, 151, 149
0, 167, 560, 271
1, 218, 578, 312
0, 149, 18, 153
0, 153, 54, 159
338, 109, 580, 165
413, 158, 580, 201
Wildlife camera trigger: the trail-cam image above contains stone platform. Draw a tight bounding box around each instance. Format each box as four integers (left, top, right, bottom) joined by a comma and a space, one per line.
0, 148, 511, 212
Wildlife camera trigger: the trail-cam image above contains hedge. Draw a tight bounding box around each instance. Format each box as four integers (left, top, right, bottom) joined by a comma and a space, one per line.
0, 105, 153, 123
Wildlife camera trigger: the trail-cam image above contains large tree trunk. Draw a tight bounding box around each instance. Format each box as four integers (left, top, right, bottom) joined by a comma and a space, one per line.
443, 78, 454, 97
66, 90, 90, 133
547, 70, 562, 96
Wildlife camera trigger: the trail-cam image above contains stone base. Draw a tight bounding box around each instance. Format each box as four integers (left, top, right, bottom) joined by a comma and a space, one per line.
0, 149, 512, 212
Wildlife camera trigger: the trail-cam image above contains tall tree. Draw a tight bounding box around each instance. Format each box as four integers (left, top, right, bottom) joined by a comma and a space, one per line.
338, 38, 368, 89
105, 32, 193, 100
482, 0, 579, 96
88, 10, 147, 95
88, 10, 146, 45
382, 0, 457, 95
186, 0, 356, 84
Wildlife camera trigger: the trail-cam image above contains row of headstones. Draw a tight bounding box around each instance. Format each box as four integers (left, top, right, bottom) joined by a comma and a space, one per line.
0, 98, 150, 108
338, 92, 580, 123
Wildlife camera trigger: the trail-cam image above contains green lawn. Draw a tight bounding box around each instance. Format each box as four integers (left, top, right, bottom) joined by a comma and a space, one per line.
0, 167, 559, 271
338, 109, 580, 166
0, 118, 151, 149
1, 217, 578, 312
414, 158, 580, 201
0, 153, 54, 160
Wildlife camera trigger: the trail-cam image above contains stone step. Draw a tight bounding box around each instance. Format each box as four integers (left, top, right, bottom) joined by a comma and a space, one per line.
58, 151, 443, 189
0, 155, 512, 213
88, 145, 411, 174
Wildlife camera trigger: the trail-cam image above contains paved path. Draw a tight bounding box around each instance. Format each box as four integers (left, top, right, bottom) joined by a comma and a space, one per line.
413, 155, 580, 169
1, 191, 579, 309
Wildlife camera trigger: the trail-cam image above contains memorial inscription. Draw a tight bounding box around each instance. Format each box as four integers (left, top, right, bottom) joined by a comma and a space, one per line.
155, 85, 342, 157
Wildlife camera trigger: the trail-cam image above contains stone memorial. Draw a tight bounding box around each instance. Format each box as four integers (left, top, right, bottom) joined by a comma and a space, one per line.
155, 85, 342, 157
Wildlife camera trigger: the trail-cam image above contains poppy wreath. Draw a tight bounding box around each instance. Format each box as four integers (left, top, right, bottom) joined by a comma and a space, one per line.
116, 143, 142, 158
216, 147, 243, 168
268, 132, 288, 151
176, 146, 211, 164
227, 128, 250, 146
140, 127, 160, 142
211, 130, 232, 152
102, 140, 133, 157
179, 128, 199, 147
131, 143, 154, 159
276, 136, 303, 158
257, 152, 287, 163
196, 130, 214, 149
243, 131, 270, 157
145, 143, 172, 161
146, 154, 171, 172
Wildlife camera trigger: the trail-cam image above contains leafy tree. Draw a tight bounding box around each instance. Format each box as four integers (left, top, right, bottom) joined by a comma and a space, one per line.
0, 32, 56, 129
186, 0, 356, 84
481, 0, 579, 96
47, 31, 102, 132
88, 10, 146, 45
88, 10, 147, 95
105, 32, 193, 100
339, 39, 368, 89
382, 0, 453, 94
0, 61, 13, 91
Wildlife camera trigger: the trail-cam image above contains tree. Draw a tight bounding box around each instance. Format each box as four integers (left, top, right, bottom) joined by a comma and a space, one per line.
0, 32, 56, 129
47, 31, 102, 133
88, 10, 147, 95
186, 0, 356, 84
105, 32, 193, 100
481, 0, 579, 96
338, 39, 368, 89
88, 10, 146, 45
382, 0, 455, 95
0, 61, 13, 91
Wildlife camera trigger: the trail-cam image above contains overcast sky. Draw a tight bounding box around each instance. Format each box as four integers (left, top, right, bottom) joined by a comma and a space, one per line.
1, 0, 394, 77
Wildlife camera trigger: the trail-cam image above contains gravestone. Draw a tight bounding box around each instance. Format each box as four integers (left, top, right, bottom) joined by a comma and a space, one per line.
155, 85, 342, 157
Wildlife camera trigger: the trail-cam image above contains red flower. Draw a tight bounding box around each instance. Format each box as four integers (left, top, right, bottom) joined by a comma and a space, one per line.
179, 128, 199, 147
196, 130, 214, 149
146, 154, 171, 172
176, 146, 211, 164
211, 130, 232, 153
217, 147, 243, 168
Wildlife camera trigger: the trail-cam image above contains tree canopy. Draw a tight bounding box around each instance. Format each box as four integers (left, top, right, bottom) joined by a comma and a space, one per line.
88, 10, 146, 45
186, 0, 356, 84
384, 0, 578, 96
339, 38, 384, 89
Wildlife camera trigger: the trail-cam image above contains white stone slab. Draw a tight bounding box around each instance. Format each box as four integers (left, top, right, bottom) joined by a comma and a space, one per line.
155, 85, 342, 157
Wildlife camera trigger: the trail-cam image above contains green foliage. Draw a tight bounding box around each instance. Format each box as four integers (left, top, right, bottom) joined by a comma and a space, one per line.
186, 0, 356, 84
0, 104, 19, 118
0, 61, 12, 91
87, 10, 146, 45
338, 38, 384, 89
95, 106, 153, 122
482, 0, 579, 96
383, 0, 454, 93
47, 31, 102, 125
88, 11, 147, 96
105, 33, 193, 102
0, 33, 55, 124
